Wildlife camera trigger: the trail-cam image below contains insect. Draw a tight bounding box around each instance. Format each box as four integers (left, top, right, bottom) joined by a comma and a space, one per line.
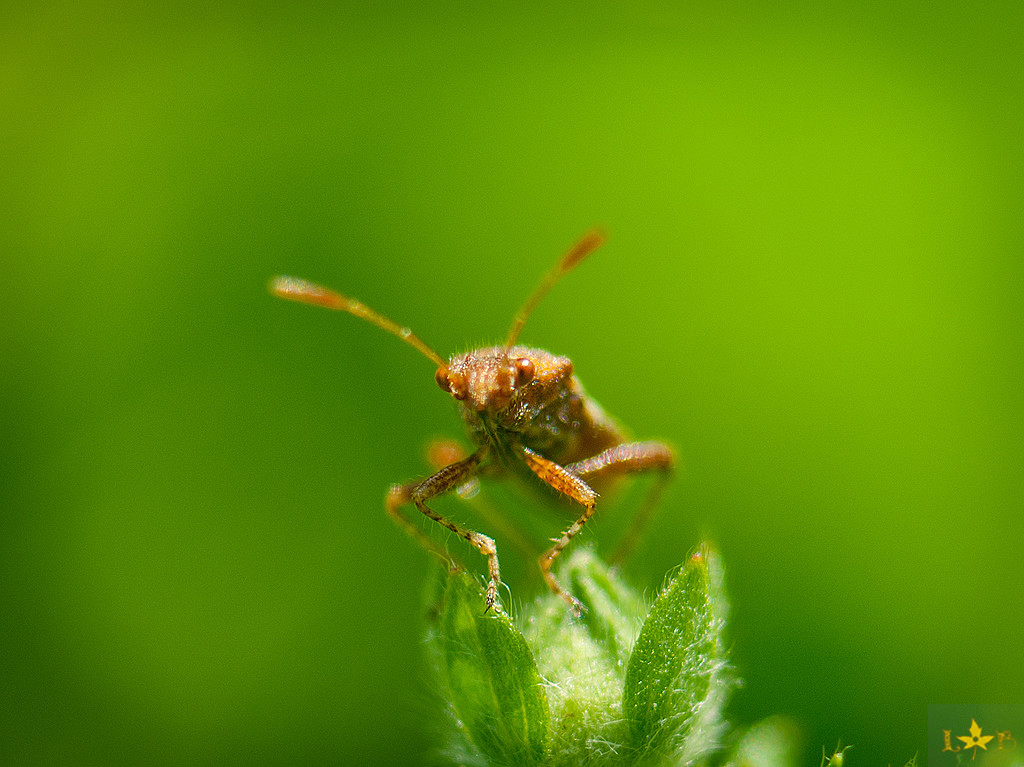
270, 231, 674, 614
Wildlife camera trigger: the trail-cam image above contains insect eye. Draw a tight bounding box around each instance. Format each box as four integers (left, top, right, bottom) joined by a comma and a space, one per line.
436, 367, 468, 400
515, 357, 535, 386
435, 367, 451, 392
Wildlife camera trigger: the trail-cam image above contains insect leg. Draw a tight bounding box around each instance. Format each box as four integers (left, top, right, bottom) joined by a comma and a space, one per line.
386, 480, 466, 572
425, 438, 537, 561
521, 446, 598, 616
386, 448, 503, 610
565, 441, 675, 564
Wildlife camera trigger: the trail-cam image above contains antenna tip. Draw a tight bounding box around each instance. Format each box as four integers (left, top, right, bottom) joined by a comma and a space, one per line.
267, 275, 292, 296
268, 275, 347, 310
562, 229, 607, 271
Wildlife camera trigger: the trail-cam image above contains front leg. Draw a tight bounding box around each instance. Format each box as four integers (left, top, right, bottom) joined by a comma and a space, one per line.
520, 446, 598, 615
386, 447, 502, 610
425, 438, 536, 561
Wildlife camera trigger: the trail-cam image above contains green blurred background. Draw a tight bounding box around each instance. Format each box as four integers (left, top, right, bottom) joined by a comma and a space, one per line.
3, 2, 1022, 765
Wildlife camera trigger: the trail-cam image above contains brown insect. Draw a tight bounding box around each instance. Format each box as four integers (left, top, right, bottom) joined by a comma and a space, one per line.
270, 231, 674, 614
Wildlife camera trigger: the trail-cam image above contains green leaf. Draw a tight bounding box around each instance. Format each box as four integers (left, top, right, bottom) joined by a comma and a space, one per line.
423, 546, 750, 766
436, 570, 550, 766
522, 551, 641, 765
622, 545, 729, 762
565, 549, 645, 668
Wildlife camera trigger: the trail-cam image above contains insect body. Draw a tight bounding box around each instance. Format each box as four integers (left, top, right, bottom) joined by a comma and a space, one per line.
271, 232, 674, 614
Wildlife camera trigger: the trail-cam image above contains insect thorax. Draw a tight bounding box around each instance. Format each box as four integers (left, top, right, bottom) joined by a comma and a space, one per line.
460, 375, 623, 468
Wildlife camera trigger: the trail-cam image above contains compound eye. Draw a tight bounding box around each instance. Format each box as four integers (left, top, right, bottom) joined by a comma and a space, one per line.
515, 357, 535, 386
434, 366, 451, 392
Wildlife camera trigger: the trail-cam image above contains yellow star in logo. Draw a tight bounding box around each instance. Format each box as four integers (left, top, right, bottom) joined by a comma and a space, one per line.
957, 719, 995, 759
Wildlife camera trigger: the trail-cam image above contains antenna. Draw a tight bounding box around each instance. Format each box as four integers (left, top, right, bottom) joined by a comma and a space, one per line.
269, 275, 447, 368
504, 229, 606, 348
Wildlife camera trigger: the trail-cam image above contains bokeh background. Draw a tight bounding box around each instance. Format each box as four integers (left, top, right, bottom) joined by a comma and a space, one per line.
3, 3, 1022, 765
